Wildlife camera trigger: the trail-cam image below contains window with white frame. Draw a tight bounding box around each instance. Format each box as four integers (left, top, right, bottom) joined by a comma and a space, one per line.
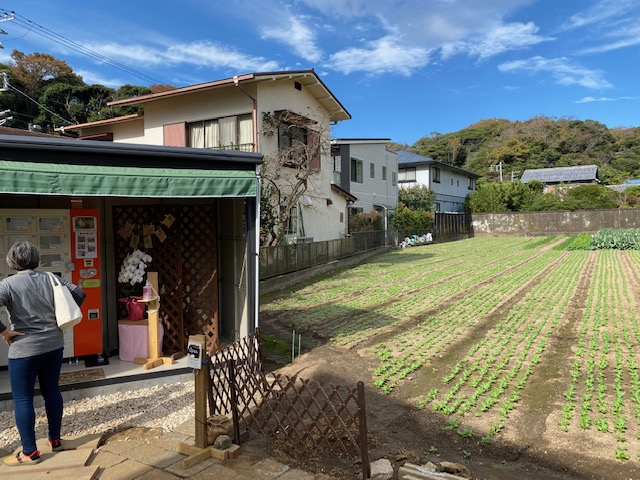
382, 165, 387, 181
280, 205, 298, 235
398, 167, 416, 183
392, 171, 397, 186
188, 114, 253, 151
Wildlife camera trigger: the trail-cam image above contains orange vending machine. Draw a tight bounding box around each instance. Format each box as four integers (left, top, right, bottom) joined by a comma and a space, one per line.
70, 209, 103, 357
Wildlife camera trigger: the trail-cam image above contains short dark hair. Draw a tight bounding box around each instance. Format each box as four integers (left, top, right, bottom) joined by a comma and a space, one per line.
6, 241, 40, 270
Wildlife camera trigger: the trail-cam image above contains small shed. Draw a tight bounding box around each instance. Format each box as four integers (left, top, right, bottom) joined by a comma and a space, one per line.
0, 134, 262, 363
521, 165, 598, 193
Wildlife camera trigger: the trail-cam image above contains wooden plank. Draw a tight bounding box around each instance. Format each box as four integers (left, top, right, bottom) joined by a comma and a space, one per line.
180, 447, 211, 469
0, 465, 99, 480
176, 442, 201, 457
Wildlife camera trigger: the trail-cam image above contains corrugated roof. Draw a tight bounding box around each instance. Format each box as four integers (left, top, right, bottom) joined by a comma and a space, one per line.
396, 150, 481, 177
520, 165, 598, 183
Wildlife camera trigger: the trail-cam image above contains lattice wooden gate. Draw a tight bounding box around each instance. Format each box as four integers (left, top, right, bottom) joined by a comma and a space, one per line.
113, 204, 219, 355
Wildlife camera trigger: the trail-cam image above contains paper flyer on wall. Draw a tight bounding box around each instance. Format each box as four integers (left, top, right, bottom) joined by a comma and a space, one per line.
73, 216, 98, 259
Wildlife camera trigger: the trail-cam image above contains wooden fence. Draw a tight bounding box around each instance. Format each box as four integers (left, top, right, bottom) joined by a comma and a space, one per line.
208, 331, 371, 479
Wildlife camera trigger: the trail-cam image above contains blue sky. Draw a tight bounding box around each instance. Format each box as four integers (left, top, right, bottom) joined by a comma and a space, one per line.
0, 1, 638, 145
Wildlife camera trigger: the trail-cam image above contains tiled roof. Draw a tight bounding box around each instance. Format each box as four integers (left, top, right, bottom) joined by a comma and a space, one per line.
0, 126, 59, 137
520, 165, 598, 183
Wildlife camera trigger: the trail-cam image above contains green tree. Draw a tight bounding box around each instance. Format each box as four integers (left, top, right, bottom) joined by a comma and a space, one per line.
398, 185, 436, 211
390, 205, 434, 235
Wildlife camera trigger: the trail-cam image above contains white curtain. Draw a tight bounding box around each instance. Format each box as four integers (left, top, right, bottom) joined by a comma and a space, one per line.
204, 120, 219, 148
189, 122, 204, 148
238, 115, 253, 149
219, 117, 236, 148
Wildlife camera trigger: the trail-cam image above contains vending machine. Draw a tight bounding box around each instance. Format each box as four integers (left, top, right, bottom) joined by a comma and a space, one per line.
0, 209, 103, 366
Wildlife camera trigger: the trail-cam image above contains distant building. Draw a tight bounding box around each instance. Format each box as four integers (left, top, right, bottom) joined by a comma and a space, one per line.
521, 165, 598, 193
396, 150, 480, 212
331, 138, 398, 219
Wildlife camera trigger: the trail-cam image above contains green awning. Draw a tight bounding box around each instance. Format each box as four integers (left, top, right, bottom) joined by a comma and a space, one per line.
0, 160, 257, 198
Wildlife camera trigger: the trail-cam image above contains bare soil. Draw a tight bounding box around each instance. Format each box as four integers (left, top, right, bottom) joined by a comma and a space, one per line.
260, 329, 638, 480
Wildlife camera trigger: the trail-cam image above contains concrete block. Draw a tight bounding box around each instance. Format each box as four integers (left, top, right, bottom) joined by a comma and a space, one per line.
96, 458, 153, 480
370, 458, 394, 479
0, 465, 99, 480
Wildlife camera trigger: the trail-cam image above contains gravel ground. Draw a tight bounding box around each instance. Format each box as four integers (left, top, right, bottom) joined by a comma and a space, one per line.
0, 380, 195, 452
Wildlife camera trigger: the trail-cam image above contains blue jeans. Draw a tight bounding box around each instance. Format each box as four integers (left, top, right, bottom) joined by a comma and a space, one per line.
8, 347, 64, 454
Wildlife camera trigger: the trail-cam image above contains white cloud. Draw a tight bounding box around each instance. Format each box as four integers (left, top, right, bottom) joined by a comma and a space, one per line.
327, 36, 429, 75
498, 56, 612, 89
566, 0, 639, 29
75, 69, 123, 88
261, 16, 323, 62
575, 96, 635, 103
84, 41, 279, 73
442, 22, 551, 60
578, 23, 640, 54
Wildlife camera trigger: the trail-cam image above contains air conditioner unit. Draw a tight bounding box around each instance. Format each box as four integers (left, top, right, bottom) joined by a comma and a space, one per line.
302, 195, 313, 206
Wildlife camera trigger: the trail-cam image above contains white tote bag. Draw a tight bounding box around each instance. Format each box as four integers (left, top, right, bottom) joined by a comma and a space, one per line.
46, 272, 83, 330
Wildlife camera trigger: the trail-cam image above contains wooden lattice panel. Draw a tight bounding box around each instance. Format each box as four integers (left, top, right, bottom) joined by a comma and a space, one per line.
113, 204, 219, 356
180, 205, 219, 353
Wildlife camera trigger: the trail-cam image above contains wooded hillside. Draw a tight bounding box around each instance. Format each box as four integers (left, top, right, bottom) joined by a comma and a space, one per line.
399, 117, 640, 185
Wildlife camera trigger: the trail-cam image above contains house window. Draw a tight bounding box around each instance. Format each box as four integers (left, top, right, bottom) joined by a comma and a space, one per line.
398, 167, 416, 183
382, 165, 387, 181
432, 167, 441, 183
348, 207, 363, 219
332, 145, 342, 184
351, 158, 363, 183
435, 202, 441, 212
392, 171, 397, 186
457, 180, 459, 187
188, 114, 253, 151
278, 122, 320, 170
451, 178, 453, 186
281, 205, 298, 235
468, 177, 475, 190
370, 163, 375, 179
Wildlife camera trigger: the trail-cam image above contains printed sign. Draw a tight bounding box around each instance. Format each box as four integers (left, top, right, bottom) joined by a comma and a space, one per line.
186, 340, 203, 369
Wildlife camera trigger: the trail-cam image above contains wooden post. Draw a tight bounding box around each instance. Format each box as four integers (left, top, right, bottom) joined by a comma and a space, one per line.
134, 271, 175, 370
190, 334, 209, 449
357, 381, 370, 480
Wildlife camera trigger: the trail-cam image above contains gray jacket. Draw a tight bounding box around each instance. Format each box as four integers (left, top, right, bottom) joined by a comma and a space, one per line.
0, 270, 86, 359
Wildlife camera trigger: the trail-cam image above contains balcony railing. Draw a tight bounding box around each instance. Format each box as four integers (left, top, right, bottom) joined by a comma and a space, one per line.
208, 143, 255, 153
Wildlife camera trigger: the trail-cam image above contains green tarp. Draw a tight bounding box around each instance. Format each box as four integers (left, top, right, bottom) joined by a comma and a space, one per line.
0, 160, 257, 198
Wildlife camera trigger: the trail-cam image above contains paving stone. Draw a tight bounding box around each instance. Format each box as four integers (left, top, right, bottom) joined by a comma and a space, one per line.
119, 442, 183, 468
173, 418, 195, 436
154, 431, 191, 451
36, 434, 102, 453
398, 462, 468, 480
88, 450, 127, 469
95, 458, 153, 480
278, 467, 316, 479
191, 463, 254, 480
99, 439, 146, 456
135, 467, 182, 480
164, 456, 218, 478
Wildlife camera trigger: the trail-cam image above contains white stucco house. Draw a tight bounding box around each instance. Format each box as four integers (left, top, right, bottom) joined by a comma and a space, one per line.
62, 70, 353, 243
397, 150, 480, 212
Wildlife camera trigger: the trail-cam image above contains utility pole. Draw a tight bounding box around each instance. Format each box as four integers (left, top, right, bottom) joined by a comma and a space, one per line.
489, 162, 503, 182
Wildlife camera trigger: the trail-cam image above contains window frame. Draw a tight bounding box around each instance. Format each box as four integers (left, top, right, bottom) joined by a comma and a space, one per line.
351, 158, 363, 183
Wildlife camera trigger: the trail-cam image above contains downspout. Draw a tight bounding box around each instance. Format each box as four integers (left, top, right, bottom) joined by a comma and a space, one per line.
233, 76, 258, 152
253, 165, 261, 330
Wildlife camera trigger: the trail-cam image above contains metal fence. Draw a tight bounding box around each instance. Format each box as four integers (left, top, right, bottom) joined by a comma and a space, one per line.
259, 230, 385, 279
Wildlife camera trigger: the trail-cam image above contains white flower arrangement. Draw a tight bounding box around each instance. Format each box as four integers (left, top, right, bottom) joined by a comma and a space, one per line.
118, 249, 153, 286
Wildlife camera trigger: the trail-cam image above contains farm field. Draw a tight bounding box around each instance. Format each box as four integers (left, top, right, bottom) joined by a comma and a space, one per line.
260, 236, 640, 479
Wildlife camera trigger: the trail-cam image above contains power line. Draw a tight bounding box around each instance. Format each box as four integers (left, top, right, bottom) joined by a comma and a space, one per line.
0, 9, 165, 86
2, 74, 74, 125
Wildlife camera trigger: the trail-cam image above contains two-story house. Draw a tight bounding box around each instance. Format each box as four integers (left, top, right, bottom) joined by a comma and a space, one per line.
331, 138, 398, 225
397, 150, 480, 212
63, 70, 352, 243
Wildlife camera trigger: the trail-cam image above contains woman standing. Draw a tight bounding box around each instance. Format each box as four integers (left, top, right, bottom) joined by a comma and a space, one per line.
0, 241, 86, 466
